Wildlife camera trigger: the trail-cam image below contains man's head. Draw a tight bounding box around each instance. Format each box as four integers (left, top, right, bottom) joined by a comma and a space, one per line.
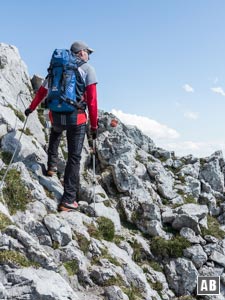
70, 41, 94, 62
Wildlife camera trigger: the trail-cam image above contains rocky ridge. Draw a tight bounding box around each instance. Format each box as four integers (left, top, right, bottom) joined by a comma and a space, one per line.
0, 43, 225, 300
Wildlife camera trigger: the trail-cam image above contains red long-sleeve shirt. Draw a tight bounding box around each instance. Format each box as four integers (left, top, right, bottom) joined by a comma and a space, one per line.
29, 80, 98, 129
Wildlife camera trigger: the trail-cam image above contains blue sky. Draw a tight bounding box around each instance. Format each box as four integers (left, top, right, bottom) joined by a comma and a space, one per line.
2, 0, 225, 157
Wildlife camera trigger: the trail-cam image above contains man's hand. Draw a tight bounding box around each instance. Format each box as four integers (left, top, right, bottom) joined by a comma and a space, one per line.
91, 128, 98, 140
24, 108, 33, 116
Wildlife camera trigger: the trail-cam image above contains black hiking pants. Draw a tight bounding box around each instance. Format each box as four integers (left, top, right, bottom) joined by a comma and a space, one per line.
48, 123, 86, 203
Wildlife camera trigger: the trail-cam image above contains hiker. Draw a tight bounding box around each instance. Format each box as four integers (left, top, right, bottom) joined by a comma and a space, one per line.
25, 41, 98, 212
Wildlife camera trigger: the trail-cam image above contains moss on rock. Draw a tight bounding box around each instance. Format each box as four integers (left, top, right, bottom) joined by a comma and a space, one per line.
63, 260, 79, 276
97, 216, 115, 241
0, 212, 12, 231
0, 250, 40, 268
151, 235, 191, 259
2, 168, 32, 215
201, 215, 225, 239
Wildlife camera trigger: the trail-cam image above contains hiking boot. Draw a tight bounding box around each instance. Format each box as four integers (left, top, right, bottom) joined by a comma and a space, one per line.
58, 201, 79, 212
47, 168, 57, 177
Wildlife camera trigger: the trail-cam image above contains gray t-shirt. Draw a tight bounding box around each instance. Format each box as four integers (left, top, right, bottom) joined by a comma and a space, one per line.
78, 62, 97, 86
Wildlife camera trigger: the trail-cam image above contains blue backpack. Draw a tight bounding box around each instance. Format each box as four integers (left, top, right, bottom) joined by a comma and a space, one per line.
47, 49, 83, 113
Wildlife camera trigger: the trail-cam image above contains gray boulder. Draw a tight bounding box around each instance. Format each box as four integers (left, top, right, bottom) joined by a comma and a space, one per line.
165, 258, 198, 296
183, 244, 208, 268
44, 214, 72, 246
6, 267, 79, 300
200, 154, 224, 193
0, 43, 45, 145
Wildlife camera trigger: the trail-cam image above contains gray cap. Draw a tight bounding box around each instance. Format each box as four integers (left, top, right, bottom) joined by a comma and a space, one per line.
70, 41, 94, 54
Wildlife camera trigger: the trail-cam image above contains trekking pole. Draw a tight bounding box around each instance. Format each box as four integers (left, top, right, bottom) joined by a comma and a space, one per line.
92, 139, 96, 214
0, 117, 28, 191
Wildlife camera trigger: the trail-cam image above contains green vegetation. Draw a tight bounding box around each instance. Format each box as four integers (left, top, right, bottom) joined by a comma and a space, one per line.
87, 218, 115, 242
122, 283, 143, 300
63, 260, 79, 276
135, 152, 143, 163
0, 151, 13, 165
216, 198, 223, 206
52, 241, 60, 249
183, 195, 197, 204
176, 189, 185, 197
131, 240, 144, 263
23, 128, 32, 136
2, 168, 32, 214
201, 215, 225, 239
147, 156, 156, 163
103, 200, 112, 207
118, 204, 139, 232
161, 198, 170, 206
163, 224, 179, 235
97, 216, 115, 241
91, 242, 143, 299
151, 236, 191, 258
103, 253, 121, 267
131, 240, 163, 271
75, 233, 90, 254
166, 163, 183, 175
8, 104, 25, 122
177, 174, 186, 184
97, 193, 106, 199
200, 158, 206, 166
172, 194, 196, 209
95, 274, 124, 287
0, 250, 40, 268
103, 274, 124, 287
131, 211, 138, 223
92, 248, 121, 267
88, 216, 115, 241
87, 222, 102, 240
0, 212, 12, 230
113, 234, 125, 245
148, 279, 163, 294
147, 260, 163, 272
157, 156, 168, 163
91, 261, 125, 286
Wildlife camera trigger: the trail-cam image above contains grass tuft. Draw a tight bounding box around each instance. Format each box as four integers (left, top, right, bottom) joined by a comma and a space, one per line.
2, 169, 32, 214
151, 236, 191, 258
201, 215, 225, 239
0, 212, 12, 231
63, 260, 79, 276
97, 216, 115, 241
0, 250, 40, 268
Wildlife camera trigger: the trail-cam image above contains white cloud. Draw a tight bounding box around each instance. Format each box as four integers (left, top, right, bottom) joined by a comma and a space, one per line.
111, 109, 180, 139
183, 84, 194, 93
211, 86, 225, 96
166, 141, 204, 152
184, 111, 199, 120
165, 140, 225, 158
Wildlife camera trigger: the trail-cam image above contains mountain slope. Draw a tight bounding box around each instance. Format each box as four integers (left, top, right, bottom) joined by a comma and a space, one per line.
0, 43, 225, 300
